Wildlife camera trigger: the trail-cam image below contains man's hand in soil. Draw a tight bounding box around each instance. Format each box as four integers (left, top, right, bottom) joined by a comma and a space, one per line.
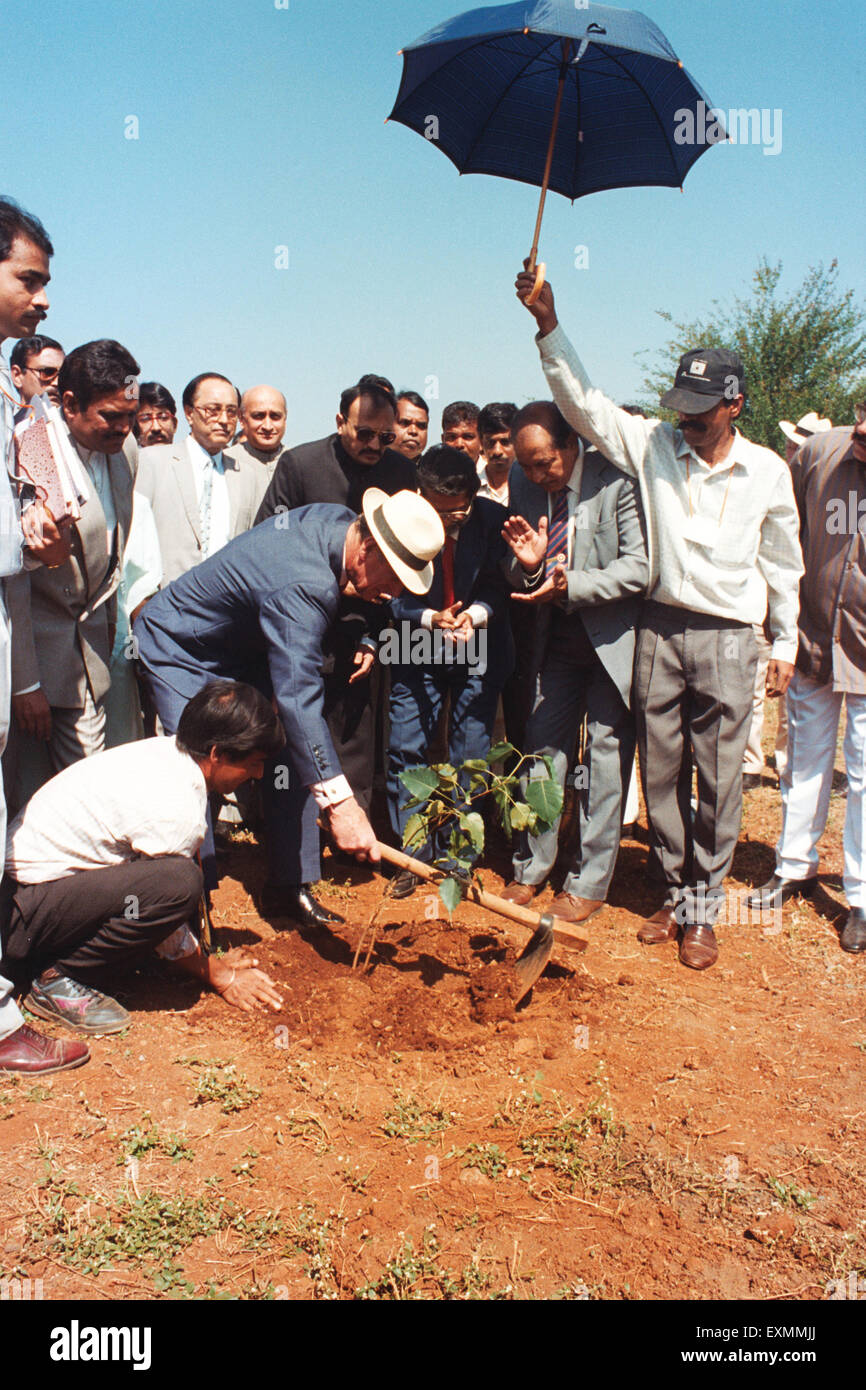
12, 688, 52, 740
328, 795, 380, 863
211, 951, 283, 1013
503, 514, 549, 572
766, 659, 795, 699
178, 944, 283, 1012
511, 565, 567, 605
515, 259, 558, 338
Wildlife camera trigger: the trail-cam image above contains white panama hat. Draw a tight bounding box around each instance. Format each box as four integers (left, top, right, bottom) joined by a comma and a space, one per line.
779, 411, 833, 446
362, 487, 444, 595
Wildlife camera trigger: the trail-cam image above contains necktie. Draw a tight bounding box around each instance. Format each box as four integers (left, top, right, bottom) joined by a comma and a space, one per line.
441, 534, 456, 608
200, 457, 214, 558
545, 488, 569, 577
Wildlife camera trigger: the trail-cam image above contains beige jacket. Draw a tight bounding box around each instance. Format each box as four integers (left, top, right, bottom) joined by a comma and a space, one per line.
7, 432, 137, 707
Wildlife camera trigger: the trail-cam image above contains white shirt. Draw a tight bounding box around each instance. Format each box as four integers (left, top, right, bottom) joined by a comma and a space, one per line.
538, 324, 803, 661
476, 461, 510, 506
72, 434, 117, 556
187, 435, 230, 558
7, 736, 207, 884
0, 354, 24, 579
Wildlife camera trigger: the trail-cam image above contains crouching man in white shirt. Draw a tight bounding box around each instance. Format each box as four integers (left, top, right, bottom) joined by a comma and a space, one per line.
0, 681, 284, 1035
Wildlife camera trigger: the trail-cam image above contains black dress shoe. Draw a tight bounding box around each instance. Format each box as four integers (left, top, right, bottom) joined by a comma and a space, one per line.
841, 909, 866, 954
391, 870, 419, 900
747, 873, 818, 910
260, 883, 344, 927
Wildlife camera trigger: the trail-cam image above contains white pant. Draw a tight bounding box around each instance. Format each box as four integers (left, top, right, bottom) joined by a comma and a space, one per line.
776, 671, 866, 908
0, 587, 23, 1041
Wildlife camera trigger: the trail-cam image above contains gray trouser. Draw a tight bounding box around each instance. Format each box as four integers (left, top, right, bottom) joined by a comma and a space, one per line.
4, 689, 105, 815
513, 617, 634, 900
634, 602, 757, 924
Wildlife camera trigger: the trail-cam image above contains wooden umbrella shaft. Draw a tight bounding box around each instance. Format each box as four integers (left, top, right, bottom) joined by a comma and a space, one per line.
528, 40, 573, 273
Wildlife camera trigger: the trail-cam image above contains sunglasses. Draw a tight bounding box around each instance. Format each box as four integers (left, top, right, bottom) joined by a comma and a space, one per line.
352, 426, 396, 447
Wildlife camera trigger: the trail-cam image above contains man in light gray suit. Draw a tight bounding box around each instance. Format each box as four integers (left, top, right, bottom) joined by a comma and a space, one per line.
501, 401, 648, 923
6, 339, 139, 806
136, 372, 266, 587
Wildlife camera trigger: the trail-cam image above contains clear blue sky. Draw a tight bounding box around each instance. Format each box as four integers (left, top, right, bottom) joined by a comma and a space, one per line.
5, 0, 864, 442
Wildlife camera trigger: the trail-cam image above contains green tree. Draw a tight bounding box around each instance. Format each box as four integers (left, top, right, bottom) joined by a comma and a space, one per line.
639, 259, 866, 451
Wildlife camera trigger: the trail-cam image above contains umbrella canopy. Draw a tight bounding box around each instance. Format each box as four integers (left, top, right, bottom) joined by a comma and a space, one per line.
389, 0, 721, 201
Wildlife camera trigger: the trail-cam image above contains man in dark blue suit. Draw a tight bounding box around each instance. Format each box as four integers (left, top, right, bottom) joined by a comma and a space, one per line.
134, 492, 444, 925
385, 447, 514, 897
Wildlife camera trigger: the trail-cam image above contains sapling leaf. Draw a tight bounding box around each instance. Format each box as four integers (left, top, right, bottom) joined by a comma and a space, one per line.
438, 876, 463, 916
525, 778, 564, 826
399, 767, 440, 801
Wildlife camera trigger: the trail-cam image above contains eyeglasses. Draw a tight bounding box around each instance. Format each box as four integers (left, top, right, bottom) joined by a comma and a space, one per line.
194, 404, 238, 422
353, 426, 396, 447
27, 365, 60, 383
855, 402, 866, 424
137, 410, 175, 426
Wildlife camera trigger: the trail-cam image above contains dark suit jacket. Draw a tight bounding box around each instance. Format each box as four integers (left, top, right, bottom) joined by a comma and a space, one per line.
391, 497, 515, 685
255, 433, 416, 521
508, 450, 648, 708
255, 433, 417, 657
134, 505, 356, 786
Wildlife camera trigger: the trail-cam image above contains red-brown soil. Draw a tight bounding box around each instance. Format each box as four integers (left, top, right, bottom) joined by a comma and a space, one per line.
1, 715, 863, 1301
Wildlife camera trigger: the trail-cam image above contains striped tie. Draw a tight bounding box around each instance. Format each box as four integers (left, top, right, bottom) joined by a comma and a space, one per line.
545, 488, 569, 578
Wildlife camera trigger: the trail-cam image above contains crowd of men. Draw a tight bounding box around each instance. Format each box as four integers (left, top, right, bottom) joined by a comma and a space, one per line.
0, 196, 863, 1078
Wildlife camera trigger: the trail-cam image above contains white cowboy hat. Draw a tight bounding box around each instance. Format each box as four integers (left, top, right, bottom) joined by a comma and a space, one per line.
362, 487, 444, 595
779, 411, 833, 446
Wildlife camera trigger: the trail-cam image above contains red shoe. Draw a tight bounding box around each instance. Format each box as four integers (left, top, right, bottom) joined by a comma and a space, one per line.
0, 1023, 90, 1075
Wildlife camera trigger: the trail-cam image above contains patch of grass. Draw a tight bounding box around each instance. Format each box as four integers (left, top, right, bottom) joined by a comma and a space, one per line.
339, 1163, 371, 1194
381, 1092, 456, 1143
354, 1228, 512, 1301
285, 1204, 348, 1300
456, 1143, 509, 1180
176, 1058, 261, 1114
118, 1116, 194, 1164
31, 1166, 281, 1292
766, 1177, 817, 1210
25, 1083, 53, 1103
518, 1074, 625, 1193
231, 1148, 259, 1182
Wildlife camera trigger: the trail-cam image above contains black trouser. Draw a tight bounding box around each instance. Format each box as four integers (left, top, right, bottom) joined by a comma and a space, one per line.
0, 856, 203, 991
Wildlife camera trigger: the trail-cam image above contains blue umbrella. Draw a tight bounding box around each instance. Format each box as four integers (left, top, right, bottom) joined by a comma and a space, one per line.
388, 1, 723, 300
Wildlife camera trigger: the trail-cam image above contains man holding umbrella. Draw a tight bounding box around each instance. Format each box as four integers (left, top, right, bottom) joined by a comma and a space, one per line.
515, 267, 803, 970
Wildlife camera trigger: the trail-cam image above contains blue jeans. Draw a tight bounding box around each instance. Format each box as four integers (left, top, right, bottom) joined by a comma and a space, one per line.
387, 666, 502, 865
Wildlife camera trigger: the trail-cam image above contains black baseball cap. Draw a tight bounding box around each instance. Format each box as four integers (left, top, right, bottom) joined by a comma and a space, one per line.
660, 348, 746, 415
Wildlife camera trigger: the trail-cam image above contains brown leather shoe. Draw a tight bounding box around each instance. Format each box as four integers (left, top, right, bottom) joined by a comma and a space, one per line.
679, 924, 719, 971
550, 893, 603, 923
638, 907, 679, 945
500, 881, 537, 906
0, 1023, 90, 1075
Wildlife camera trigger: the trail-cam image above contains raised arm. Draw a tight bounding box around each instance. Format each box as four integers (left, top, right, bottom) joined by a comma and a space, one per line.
515, 264, 654, 481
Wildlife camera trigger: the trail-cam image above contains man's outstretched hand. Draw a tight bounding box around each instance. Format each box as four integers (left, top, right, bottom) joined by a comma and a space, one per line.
503, 514, 549, 572
516, 259, 558, 338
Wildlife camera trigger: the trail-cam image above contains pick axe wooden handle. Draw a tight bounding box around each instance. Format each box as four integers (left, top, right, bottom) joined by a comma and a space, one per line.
376, 841, 588, 955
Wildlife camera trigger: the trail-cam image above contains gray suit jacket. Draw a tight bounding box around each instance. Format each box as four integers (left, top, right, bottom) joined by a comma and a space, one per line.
7, 433, 137, 707
136, 435, 265, 585
508, 449, 648, 708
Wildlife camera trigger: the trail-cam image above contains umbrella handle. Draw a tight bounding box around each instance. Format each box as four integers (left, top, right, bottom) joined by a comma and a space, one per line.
525, 261, 546, 306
